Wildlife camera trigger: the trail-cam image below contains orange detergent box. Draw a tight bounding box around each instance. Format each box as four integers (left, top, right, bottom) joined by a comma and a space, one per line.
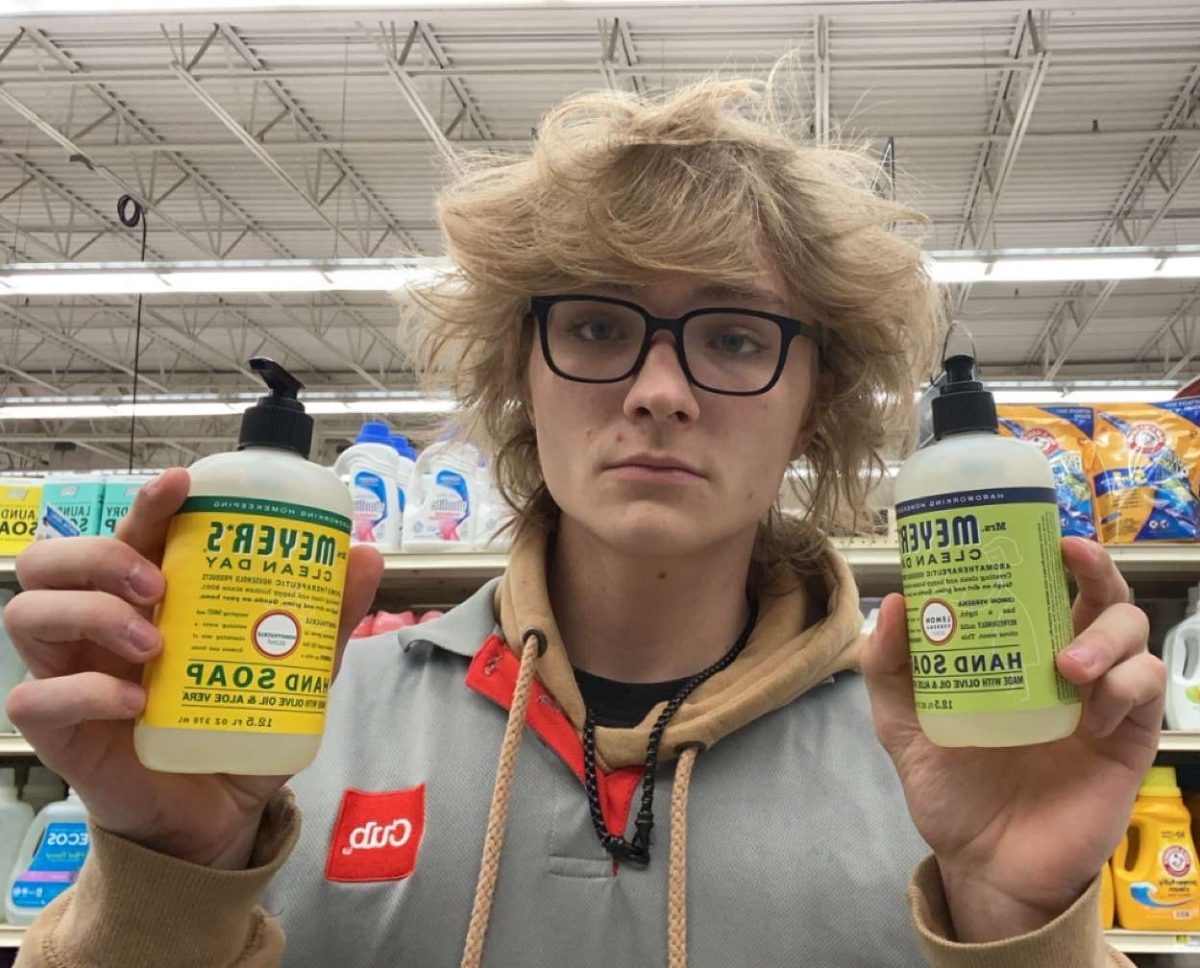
1090, 399, 1200, 543
997, 405, 1098, 540
0, 479, 42, 556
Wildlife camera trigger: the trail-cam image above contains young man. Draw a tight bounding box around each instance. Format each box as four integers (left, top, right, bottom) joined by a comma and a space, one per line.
5, 78, 1160, 967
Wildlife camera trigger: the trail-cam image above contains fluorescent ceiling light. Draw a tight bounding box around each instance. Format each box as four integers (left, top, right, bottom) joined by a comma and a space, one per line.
325, 267, 442, 291
927, 260, 989, 284
5, 0, 710, 12
0, 393, 453, 421
161, 270, 333, 293
991, 390, 1065, 404
1, 272, 170, 295
1160, 257, 1200, 279
1061, 388, 1178, 404
986, 257, 1160, 283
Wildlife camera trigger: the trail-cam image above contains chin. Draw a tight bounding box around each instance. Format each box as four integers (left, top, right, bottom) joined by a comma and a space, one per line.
577, 500, 721, 559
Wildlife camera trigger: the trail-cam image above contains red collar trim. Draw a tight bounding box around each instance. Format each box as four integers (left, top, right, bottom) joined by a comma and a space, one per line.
466, 634, 643, 844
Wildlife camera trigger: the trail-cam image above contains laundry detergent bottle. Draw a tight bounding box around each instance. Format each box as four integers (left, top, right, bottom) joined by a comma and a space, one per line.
6, 788, 88, 926
134, 358, 352, 775
894, 353, 1081, 747
334, 422, 403, 549
1164, 584, 1200, 731
1113, 766, 1200, 930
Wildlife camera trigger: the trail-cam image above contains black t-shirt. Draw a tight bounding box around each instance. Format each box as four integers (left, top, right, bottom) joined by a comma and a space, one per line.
573, 667, 690, 729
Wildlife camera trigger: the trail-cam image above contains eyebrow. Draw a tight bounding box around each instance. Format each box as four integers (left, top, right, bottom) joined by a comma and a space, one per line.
594, 281, 789, 311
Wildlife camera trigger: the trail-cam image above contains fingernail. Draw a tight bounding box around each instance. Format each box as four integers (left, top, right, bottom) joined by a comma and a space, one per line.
122, 681, 145, 711
1064, 644, 1096, 669
127, 619, 159, 654
127, 563, 159, 599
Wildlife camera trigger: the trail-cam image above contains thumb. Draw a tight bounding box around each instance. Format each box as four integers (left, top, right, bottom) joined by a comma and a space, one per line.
332, 545, 386, 680
860, 593, 922, 754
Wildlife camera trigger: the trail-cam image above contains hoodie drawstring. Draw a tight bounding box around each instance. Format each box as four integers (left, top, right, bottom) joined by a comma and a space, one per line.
460, 627, 547, 968
667, 742, 703, 968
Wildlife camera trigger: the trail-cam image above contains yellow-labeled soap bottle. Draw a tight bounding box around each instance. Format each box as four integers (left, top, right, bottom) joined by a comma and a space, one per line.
894, 354, 1081, 748
134, 358, 352, 775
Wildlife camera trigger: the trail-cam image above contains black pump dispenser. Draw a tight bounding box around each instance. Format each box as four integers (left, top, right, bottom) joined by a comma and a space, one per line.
931, 354, 998, 440
238, 358, 313, 458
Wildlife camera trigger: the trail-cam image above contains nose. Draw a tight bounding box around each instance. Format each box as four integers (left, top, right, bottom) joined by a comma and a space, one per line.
622, 334, 700, 425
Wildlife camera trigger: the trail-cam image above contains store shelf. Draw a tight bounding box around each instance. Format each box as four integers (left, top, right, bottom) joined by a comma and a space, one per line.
0, 734, 33, 756
1107, 929, 1200, 954
0, 925, 21, 948
1160, 732, 1200, 752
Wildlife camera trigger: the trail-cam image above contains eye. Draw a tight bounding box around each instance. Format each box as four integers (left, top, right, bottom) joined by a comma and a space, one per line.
708, 329, 767, 355
568, 316, 633, 342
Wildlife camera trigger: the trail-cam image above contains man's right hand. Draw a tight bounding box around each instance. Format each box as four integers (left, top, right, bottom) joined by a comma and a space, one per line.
3, 468, 383, 870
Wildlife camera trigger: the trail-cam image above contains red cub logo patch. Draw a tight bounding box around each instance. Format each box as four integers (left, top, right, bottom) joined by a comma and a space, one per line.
325, 786, 426, 882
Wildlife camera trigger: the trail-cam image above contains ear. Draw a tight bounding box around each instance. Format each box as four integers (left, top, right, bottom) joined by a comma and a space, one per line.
790, 370, 832, 460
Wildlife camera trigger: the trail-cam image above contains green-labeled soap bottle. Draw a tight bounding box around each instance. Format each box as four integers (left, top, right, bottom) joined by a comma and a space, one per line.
134, 358, 352, 774
894, 354, 1081, 748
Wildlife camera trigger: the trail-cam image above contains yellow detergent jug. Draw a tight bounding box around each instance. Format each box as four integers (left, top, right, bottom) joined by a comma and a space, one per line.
1113, 766, 1200, 930
1101, 860, 1114, 930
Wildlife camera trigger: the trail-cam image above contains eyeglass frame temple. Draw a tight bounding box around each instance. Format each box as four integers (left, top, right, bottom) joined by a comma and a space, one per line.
529, 294, 825, 397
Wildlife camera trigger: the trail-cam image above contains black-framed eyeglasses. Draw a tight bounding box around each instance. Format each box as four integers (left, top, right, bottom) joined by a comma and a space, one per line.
530, 294, 824, 397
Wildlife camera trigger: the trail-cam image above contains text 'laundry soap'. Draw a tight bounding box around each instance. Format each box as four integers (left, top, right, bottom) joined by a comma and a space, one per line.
1113, 767, 1200, 930
134, 358, 352, 776
894, 354, 1081, 748
0, 480, 41, 556
1164, 585, 1200, 731
5, 788, 87, 926
36, 474, 105, 539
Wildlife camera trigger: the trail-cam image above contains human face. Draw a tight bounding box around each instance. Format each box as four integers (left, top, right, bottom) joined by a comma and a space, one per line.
526, 270, 820, 558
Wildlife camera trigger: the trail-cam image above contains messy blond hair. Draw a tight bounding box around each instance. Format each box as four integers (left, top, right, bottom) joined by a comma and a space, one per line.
412, 74, 943, 553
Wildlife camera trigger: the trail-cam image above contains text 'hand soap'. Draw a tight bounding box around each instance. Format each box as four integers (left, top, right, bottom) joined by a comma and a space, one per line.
894, 354, 1081, 748
134, 358, 352, 775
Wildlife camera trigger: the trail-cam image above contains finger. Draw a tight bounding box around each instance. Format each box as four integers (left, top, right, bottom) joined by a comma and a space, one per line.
6, 672, 145, 737
331, 544, 385, 680
3, 589, 161, 674
1079, 652, 1166, 738
860, 593, 922, 753
15, 537, 166, 610
1062, 537, 1131, 634
1056, 602, 1150, 686
113, 468, 191, 562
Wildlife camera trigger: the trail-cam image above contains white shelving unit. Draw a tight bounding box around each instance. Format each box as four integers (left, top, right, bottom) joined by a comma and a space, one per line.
0, 925, 23, 948
1108, 930, 1200, 954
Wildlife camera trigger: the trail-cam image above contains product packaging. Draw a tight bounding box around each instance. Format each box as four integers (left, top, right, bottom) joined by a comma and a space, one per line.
402, 441, 478, 552
36, 475, 106, 540
334, 422, 403, 550
0, 481, 42, 556
0, 590, 27, 733
98, 475, 148, 536
997, 405, 1098, 540
1090, 399, 1200, 542
1113, 767, 1200, 929
5, 789, 88, 926
895, 354, 1080, 748
134, 358, 352, 776
1164, 585, 1200, 730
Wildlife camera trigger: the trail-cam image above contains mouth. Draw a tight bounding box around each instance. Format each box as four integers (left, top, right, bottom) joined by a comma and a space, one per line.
604, 454, 706, 483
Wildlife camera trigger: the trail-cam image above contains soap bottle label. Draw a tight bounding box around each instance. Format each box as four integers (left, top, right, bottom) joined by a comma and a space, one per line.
350, 470, 389, 543
10, 822, 89, 911
896, 485, 1079, 716
141, 496, 351, 737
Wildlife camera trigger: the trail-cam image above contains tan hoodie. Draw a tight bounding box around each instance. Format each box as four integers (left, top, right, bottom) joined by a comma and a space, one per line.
17, 523, 1129, 967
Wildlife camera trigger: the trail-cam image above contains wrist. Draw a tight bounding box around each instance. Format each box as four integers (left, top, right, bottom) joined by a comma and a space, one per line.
115, 811, 265, 871
938, 860, 1089, 943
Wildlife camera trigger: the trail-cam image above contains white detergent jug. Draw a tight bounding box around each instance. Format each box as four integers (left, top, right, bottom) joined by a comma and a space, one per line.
334, 422, 403, 550
0, 590, 27, 734
6, 789, 88, 926
1165, 585, 1200, 731
0, 769, 32, 923
402, 441, 478, 552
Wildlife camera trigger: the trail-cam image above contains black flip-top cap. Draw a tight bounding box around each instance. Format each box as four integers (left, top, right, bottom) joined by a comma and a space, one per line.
238, 358, 313, 457
931, 354, 998, 440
